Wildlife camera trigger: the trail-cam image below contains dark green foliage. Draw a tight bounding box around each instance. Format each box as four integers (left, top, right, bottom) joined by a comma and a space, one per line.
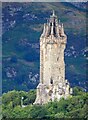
2, 87, 88, 119
24, 49, 39, 62
28, 105, 48, 118
2, 90, 36, 109
10, 55, 18, 63
73, 86, 84, 96
24, 90, 36, 105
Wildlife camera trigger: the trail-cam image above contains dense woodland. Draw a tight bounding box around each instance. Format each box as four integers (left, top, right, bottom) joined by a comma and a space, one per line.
1, 87, 88, 119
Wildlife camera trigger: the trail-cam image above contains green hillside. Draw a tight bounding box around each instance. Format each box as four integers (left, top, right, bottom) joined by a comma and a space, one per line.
2, 2, 87, 93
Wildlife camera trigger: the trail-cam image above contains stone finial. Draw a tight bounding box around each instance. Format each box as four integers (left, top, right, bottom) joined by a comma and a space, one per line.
62, 23, 64, 28
41, 23, 46, 37
43, 23, 46, 32
61, 23, 65, 36
47, 19, 49, 24
52, 10, 55, 16
51, 22, 54, 35
59, 20, 60, 24
46, 24, 49, 36
70, 88, 73, 94
59, 20, 61, 28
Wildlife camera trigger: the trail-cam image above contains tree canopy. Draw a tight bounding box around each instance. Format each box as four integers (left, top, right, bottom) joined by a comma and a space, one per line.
2, 87, 88, 119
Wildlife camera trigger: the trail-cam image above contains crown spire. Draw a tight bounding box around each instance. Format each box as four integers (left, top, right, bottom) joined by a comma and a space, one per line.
41, 10, 66, 38
52, 10, 55, 16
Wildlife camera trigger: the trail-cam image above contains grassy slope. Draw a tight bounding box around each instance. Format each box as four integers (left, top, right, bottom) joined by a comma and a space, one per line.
2, 2, 87, 93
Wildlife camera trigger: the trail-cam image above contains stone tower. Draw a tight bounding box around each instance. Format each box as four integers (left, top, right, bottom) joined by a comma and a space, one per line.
34, 11, 72, 105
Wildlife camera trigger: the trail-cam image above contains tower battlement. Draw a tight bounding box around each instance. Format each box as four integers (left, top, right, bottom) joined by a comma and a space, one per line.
34, 11, 72, 105
41, 11, 66, 39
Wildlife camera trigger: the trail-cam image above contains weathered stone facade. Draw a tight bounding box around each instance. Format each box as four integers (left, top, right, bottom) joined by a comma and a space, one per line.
34, 11, 72, 105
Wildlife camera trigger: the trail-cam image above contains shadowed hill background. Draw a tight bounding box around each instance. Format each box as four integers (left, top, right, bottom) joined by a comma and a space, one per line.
2, 2, 87, 93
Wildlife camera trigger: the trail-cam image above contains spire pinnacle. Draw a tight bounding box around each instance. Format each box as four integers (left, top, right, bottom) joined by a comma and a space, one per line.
52, 10, 55, 16
62, 23, 63, 27
51, 22, 54, 35
59, 20, 60, 24
47, 19, 49, 25
41, 23, 46, 37
61, 23, 65, 36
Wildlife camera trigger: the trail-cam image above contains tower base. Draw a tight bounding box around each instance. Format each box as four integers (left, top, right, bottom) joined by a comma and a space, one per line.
34, 80, 72, 105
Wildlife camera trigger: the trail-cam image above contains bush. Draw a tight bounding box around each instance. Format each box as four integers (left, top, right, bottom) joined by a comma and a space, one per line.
73, 86, 84, 96
2, 87, 88, 119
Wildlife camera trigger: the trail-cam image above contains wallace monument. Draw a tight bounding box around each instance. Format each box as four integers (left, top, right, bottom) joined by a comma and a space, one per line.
34, 11, 72, 105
